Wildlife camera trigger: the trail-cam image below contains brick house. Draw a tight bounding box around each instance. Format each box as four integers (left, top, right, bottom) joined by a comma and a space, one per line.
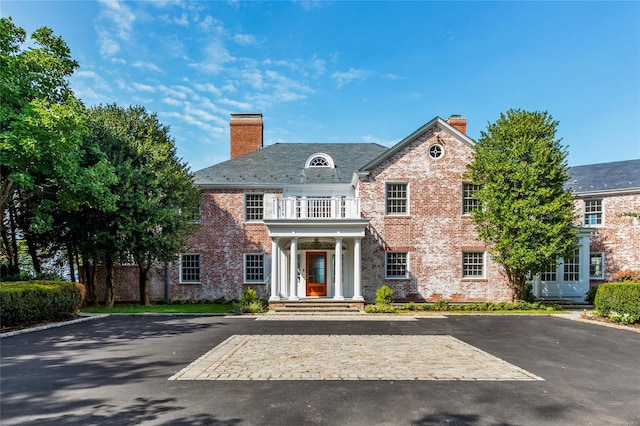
530, 160, 640, 297
163, 114, 638, 305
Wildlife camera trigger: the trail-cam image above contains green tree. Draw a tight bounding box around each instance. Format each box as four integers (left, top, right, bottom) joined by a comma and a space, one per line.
0, 17, 116, 277
465, 109, 578, 301
85, 105, 200, 306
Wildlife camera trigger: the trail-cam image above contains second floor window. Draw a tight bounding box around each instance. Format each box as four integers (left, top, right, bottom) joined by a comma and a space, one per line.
462, 183, 480, 214
245, 193, 264, 221
584, 199, 602, 226
386, 183, 408, 215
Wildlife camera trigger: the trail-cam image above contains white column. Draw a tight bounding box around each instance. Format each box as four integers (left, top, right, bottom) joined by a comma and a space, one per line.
269, 238, 280, 301
334, 238, 344, 300
289, 238, 299, 300
352, 237, 363, 301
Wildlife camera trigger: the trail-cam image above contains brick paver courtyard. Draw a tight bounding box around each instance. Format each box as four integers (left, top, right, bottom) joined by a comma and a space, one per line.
169, 334, 544, 381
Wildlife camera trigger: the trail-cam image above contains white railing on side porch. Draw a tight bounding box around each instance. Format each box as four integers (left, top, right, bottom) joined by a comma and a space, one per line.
271, 197, 361, 220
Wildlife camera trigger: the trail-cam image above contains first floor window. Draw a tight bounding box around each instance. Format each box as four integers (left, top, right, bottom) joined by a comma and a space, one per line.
563, 249, 580, 282
245, 253, 265, 283
589, 253, 604, 279
462, 251, 485, 278
180, 254, 201, 283
541, 262, 557, 282
385, 252, 408, 279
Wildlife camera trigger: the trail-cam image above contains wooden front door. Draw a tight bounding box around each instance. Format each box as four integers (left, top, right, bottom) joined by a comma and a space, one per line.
306, 252, 327, 296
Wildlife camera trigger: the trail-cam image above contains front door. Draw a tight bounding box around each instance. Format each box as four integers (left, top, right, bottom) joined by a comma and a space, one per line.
306, 252, 327, 296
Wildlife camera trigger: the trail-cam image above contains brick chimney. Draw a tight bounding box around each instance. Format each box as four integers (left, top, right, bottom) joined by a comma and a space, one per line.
447, 114, 467, 135
230, 113, 263, 159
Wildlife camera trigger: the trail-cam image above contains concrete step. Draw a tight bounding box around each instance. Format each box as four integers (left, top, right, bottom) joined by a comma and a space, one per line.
273, 306, 362, 313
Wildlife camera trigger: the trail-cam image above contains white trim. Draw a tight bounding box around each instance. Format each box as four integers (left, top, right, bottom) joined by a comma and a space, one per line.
462, 251, 486, 279
385, 251, 409, 279
305, 153, 335, 169
589, 252, 605, 279
385, 182, 409, 216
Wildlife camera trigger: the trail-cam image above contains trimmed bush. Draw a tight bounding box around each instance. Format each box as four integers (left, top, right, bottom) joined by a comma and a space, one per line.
375, 285, 394, 305
594, 282, 640, 324
1, 281, 86, 328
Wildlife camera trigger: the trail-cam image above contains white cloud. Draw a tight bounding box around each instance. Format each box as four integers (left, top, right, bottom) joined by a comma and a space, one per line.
191, 38, 236, 73
162, 97, 183, 106
219, 97, 252, 110
132, 82, 156, 92
331, 68, 371, 88
233, 33, 259, 46
193, 82, 222, 96
133, 61, 163, 73
198, 15, 224, 34
96, 0, 137, 57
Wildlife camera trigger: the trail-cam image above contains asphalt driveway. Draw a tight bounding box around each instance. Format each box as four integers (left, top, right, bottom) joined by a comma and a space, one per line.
1, 314, 638, 425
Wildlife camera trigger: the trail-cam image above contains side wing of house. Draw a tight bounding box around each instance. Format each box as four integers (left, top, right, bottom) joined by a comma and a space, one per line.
357, 116, 513, 302
569, 160, 640, 285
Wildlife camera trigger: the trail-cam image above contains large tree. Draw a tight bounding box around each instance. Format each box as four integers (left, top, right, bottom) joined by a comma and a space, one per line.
0, 17, 116, 277
85, 105, 200, 306
465, 109, 578, 301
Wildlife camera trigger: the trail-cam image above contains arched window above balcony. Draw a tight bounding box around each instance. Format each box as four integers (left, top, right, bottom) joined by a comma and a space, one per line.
305, 153, 335, 168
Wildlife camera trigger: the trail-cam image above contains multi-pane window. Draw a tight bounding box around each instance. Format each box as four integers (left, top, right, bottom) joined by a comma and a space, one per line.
245, 193, 264, 221
584, 199, 602, 226
462, 183, 480, 214
309, 156, 330, 167
180, 254, 201, 283
386, 183, 408, 215
540, 262, 557, 282
244, 253, 265, 283
563, 250, 580, 282
385, 252, 408, 279
187, 208, 201, 224
462, 252, 485, 278
589, 253, 604, 278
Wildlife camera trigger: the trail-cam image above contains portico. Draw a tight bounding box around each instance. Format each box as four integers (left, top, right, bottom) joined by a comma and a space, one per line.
264, 219, 367, 302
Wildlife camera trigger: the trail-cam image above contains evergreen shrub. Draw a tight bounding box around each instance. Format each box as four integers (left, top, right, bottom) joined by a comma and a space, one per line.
1, 281, 86, 327
594, 282, 640, 324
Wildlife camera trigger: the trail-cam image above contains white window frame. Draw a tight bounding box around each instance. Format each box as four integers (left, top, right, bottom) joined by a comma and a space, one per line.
563, 249, 580, 282
385, 251, 409, 279
305, 153, 335, 168
244, 193, 264, 222
589, 252, 604, 279
584, 199, 603, 227
244, 253, 266, 283
385, 182, 409, 215
462, 251, 485, 279
180, 254, 201, 284
462, 183, 480, 215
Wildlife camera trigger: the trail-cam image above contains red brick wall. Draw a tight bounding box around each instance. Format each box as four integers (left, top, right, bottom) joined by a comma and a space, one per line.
357, 124, 512, 302
85, 265, 165, 303
230, 114, 263, 159
577, 193, 640, 284
169, 189, 275, 301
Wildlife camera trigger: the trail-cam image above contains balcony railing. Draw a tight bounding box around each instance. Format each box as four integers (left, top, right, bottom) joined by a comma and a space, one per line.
271, 197, 361, 220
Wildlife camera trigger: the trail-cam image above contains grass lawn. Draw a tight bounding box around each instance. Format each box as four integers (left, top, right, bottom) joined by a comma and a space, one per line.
81, 303, 234, 314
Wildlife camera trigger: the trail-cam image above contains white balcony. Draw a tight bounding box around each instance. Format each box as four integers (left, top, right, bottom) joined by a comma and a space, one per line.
271, 197, 361, 220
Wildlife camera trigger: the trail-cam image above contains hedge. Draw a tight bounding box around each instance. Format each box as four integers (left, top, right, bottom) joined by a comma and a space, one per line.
594, 282, 640, 324
1, 281, 86, 328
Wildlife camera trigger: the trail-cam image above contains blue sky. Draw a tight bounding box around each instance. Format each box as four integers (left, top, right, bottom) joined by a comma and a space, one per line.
3, 1, 639, 171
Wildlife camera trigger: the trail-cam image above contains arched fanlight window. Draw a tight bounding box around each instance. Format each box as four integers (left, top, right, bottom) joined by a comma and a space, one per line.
305, 153, 335, 168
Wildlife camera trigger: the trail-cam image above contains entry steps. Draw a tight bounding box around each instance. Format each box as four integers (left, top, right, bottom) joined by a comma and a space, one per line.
270, 301, 364, 314
540, 300, 594, 310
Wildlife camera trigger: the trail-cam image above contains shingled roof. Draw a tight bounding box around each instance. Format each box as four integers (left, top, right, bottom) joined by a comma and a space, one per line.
565, 159, 640, 194
194, 143, 388, 187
